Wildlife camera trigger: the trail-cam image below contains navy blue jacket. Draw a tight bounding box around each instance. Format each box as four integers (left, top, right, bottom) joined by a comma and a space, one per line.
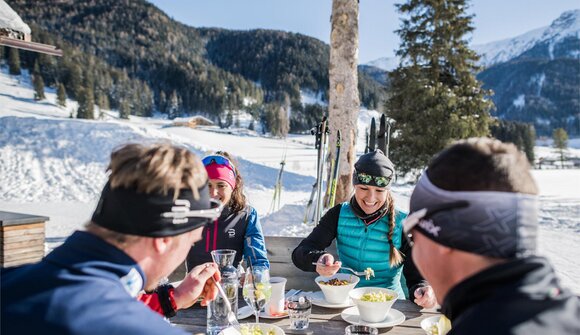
1, 231, 188, 335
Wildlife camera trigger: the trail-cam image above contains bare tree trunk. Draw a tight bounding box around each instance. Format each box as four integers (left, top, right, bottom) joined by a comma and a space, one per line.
328, 0, 360, 204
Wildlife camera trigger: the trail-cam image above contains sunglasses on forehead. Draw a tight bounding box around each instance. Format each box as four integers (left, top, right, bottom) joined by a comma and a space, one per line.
356, 172, 392, 187
202, 155, 237, 174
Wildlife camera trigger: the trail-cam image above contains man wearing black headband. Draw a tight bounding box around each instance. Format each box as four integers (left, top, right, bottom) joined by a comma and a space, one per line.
405, 138, 580, 334
1, 143, 222, 335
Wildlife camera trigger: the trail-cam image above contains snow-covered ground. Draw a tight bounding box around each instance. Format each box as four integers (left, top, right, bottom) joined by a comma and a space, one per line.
1, 67, 579, 294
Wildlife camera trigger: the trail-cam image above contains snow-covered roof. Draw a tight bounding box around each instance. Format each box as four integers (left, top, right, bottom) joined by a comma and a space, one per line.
0, 0, 31, 34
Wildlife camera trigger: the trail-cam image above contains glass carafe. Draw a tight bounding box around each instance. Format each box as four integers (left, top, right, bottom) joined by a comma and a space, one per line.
207, 249, 238, 335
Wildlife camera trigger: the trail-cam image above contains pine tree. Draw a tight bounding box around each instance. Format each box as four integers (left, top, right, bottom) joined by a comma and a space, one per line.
57, 83, 67, 107
69, 64, 82, 99
76, 87, 86, 119
385, 0, 494, 174
168, 90, 180, 119
32, 61, 46, 101
77, 86, 95, 120
158, 91, 167, 114
553, 128, 568, 167
119, 99, 131, 119
491, 119, 535, 164
8, 48, 21, 75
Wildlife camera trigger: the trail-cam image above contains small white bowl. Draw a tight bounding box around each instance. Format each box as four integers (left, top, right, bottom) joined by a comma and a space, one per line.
420, 316, 440, 334
315, 273, 360, 304
219, 323, 284, 335
349, 287, 398, 323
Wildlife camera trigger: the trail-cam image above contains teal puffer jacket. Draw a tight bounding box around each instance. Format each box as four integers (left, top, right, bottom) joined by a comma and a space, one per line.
336, 202, 407, 298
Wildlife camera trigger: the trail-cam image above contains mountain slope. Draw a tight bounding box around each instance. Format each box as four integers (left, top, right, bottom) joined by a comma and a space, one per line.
473, 10, 580, 67
476, 10, 580, 136
8, 0, 384, 129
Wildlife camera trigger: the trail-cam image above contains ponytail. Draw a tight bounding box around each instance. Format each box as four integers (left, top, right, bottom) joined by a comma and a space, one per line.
386, 191, 404, 267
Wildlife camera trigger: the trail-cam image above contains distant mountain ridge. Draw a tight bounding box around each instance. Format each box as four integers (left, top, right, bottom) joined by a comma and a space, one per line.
477, 10, 580, 136
473, 9, 580, 67
364, 10, 579, 136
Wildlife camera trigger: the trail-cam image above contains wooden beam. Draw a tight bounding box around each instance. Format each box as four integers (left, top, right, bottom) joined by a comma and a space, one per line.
0, 36, 62, 57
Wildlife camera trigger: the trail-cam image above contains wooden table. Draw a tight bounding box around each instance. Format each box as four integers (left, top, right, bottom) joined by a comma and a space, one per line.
172, 296, 439, 334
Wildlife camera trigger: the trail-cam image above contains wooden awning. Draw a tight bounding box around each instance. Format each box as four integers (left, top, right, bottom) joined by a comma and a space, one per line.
0, 36, 62, 57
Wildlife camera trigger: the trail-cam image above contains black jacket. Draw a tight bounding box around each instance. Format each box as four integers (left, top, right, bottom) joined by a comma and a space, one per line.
292, 204, 426, 297
186, 205, 269, 270
443, 256, 580, 335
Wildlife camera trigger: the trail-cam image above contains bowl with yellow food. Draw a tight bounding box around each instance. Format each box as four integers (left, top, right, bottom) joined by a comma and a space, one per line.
349, 287, 398, 323
315, 273, 360, 304
219, 323, 284, 335
420, 315, 452, 335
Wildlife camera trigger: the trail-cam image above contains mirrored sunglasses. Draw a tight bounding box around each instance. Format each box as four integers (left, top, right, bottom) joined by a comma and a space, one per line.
356, 172, 392, 187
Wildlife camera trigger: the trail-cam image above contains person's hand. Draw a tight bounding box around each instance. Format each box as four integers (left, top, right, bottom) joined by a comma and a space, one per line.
173, 262, 221, 309
413, 285, 437, 309
315, 253, 341, 277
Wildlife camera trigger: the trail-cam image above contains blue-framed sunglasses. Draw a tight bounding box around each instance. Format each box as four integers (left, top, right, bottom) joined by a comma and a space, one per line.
202, 155, 237, 176
355, 172, 392, 187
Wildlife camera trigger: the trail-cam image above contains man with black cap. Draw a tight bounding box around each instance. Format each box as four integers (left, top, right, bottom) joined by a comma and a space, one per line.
405, 137, 580, 334
1, 143, 222, 335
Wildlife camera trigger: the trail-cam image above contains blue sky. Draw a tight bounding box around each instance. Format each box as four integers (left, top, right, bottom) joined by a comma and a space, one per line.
148, 0, 579, 63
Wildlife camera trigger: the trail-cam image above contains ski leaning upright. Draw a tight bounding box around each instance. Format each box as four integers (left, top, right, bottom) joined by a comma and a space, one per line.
328, 130, 341, 208
303, 117, 329, 224
269, 148, 287, 214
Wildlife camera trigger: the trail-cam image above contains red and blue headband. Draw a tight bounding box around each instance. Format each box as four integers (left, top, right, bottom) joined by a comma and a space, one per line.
202, 155, 237, 190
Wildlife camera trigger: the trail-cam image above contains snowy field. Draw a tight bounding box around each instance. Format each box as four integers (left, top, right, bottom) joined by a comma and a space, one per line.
1, 67, 579, 294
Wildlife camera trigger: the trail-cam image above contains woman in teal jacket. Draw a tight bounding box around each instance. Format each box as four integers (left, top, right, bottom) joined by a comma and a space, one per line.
292, 150, 435, 308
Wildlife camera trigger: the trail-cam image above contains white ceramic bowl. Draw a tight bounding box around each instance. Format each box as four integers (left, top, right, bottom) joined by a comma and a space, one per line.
218, 323, 285, 335
349, 287, 398, 323
315, 273, 360, 304
420, 316, 440, 335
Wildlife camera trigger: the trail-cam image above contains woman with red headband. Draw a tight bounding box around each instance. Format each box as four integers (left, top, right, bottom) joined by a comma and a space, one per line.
186, 151, 269, 270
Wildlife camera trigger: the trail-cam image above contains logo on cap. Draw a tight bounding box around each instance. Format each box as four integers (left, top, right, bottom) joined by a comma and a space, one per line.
168, 199, 192, 224
418, 219, 441, 237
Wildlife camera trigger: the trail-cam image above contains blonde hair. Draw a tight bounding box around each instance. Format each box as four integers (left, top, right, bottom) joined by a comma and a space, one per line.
386, 191, 404, 267
108, 143, 207, 200
87, 143, 207, 246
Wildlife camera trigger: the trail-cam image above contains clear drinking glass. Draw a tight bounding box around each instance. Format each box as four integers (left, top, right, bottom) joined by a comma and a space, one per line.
242, 266, 271, 323
286, 295, 312, 330
344, 325, 379, 335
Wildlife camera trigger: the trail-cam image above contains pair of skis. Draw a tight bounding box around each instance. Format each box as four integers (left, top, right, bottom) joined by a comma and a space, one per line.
366, 114, 391, 157
304, 117, 329, 225
304, 117, 341, 225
